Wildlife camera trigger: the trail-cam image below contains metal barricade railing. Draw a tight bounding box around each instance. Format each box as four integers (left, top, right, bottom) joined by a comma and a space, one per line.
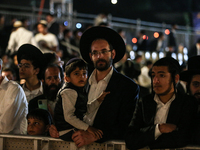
0, 134, 200, 150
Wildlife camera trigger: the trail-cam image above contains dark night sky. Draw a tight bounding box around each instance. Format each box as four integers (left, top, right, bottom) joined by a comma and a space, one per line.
1, 0, 200, 25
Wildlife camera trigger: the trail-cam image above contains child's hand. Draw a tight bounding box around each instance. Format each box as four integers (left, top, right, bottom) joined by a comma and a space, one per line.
87, 126, 103, 139
97, 91, 110, 103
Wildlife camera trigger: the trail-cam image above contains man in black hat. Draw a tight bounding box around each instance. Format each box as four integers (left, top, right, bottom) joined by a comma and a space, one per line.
71, 26, 140, 147
125, 57, 197, 149
17, 44, 46, 103
180, 56, 200, 144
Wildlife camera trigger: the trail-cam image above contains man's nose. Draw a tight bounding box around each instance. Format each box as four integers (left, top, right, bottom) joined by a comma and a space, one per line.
153, 77, 159, 83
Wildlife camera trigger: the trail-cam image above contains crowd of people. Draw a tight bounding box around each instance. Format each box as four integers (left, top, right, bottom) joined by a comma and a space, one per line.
1, 13, 200, 150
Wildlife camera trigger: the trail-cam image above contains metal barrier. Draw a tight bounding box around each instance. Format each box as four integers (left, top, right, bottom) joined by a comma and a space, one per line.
0, 134, 200, 150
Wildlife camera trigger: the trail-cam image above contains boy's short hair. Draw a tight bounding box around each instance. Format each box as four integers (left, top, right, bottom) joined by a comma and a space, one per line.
26, 108, 53, 126
65, 58, 87, 77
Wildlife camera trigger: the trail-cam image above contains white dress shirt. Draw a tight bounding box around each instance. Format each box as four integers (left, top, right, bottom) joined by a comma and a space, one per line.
83, 67, 113, 126
0, 76, 28, 134
34, 33, 58, 53
154, 94, 175, 139
22, 81, 43, 103
6, 27, 37, 55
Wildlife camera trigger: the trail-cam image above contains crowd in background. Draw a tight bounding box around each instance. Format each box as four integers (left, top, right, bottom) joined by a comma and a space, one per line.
1, 12, 200, 149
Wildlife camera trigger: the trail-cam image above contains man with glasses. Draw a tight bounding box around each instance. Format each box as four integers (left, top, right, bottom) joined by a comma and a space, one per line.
17, 44, 46, 103
69, 26, 140, 147
0, 58, 28, 134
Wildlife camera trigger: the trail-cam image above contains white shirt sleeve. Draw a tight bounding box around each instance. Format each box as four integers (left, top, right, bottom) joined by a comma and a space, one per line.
6, 32, 16, 54
87, 99, 101, 114
61, 89, 89, 131
155, 124, 162, 140
0, 85, 28, 134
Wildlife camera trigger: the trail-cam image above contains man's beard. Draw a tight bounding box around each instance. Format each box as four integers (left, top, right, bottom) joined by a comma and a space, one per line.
194, 92, 200, 103
94, 58, 113, 71
43, 83, 62, 101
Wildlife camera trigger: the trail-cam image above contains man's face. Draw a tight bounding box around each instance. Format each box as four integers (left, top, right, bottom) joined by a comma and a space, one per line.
44, 67, 62, 100
89, 39, 115, 71
190, 74, 200, 101
151, 66, 174, 96
19, 59, 38, 80
37, 24, 45, 33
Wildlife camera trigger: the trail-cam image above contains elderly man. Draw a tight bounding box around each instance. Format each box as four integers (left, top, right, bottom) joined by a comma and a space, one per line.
0, 58, 28, 134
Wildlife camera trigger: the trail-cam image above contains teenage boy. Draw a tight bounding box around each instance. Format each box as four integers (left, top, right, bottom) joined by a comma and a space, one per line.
125, 57, 197, 149
17, 44, 46, 102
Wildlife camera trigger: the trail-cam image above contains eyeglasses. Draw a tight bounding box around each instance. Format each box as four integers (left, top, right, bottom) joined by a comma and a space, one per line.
91, 50, 112, 57
18, 63, 32, 69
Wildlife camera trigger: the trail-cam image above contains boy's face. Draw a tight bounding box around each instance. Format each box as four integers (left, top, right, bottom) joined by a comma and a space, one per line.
27, 118, 48, 135
151, 66, 175, 95
65, 67, 88, 87
19, 59, 39, 80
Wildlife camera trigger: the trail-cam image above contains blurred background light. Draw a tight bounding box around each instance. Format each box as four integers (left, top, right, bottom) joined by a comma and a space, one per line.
76, 23, 82, 29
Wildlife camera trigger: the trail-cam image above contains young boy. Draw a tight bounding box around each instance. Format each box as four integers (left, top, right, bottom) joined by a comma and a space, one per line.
54, 58, 109, 141
27, 108, 53, 136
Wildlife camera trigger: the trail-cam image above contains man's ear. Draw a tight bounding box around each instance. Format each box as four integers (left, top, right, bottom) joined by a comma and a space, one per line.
89, 53, 92, 60
34, 68, 40, 75
111, 49, 116, 59
65, 76, 70, 82
175, 74, 180, 84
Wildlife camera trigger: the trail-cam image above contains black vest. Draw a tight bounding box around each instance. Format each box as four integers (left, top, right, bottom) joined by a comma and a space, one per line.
54, 82, 88, 131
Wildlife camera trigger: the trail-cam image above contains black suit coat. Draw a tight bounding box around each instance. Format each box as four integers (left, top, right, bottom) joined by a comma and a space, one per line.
90, 68, 140, 142
125, 92, 197, 150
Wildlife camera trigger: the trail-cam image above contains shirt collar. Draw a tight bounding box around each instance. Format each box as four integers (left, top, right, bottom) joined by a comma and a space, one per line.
89, 66, 113, 85
154, 93, 175, 105
22, 81, 43, 93
0, 76, 9, 90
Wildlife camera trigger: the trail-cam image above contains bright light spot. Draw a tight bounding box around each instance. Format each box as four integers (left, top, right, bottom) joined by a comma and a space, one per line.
178, 53, 183, 61
76, 23, 82, 29
132, 38, 137, 44
179, 60, 183, 65
130, 51, 135, 60
154, 32, 159, 38
111, 0, 117, 4
143, 35, 146, 40
183, 47, 188, 54
184, 55, 188, 61
159, 52, 164, 58
172, 53, 177, 59
64, 21, 68, 26
152, 52, 157, 60
165, 29, 170, 35
145, 52, 150, 59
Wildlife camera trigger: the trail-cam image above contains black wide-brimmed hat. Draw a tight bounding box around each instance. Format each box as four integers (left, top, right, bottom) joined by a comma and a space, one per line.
17, 44, 46, 70
180, 56, 200, 82
80, 26, 126, 64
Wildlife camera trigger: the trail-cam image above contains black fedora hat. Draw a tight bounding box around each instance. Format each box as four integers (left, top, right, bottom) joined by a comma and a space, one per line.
17, 44, 46, 70
180, 56, 200, 82
80, 26, 126, 64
